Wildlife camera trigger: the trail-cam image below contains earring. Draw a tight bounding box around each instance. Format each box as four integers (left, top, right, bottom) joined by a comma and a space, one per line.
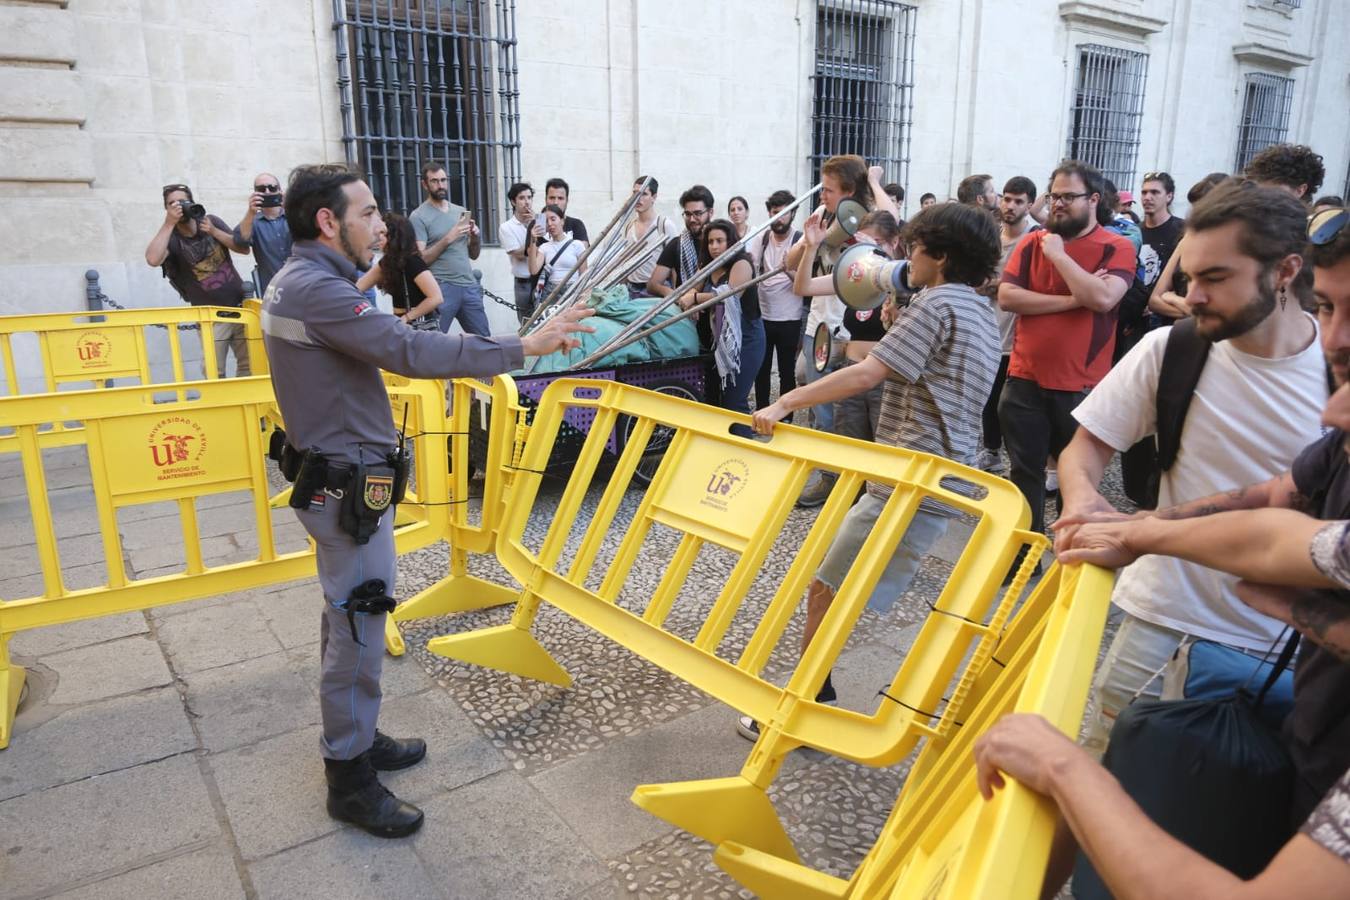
1279, 284, 1287, 311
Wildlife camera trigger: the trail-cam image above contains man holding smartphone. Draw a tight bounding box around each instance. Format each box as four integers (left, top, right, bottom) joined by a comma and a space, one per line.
234, 172, 294, 294
410, 160, 488, 336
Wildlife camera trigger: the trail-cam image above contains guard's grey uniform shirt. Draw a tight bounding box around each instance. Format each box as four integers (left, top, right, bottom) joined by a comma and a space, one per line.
262, 240, 523, 462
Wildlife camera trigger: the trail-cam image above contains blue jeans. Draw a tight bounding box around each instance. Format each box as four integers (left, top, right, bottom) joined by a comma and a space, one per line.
797, 346, 838, 433
721, 317, 766, 415
816, 493, 949, 613
437, 280, 490, 336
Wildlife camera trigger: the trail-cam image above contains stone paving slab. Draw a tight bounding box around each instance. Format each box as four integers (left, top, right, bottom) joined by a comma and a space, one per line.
45, 845, 245, 900
411, 771, 609, 900
527, 700, 805, 861
247, 829, 440, 900
1, 685, 195, 802
8, 611, 148, 658
253, 584, 324, 649
182, 649, 319, 754
155, 599, 285, 675
0, 755, 219, 899
43, 633, 173, 705
207, 725, 343, 860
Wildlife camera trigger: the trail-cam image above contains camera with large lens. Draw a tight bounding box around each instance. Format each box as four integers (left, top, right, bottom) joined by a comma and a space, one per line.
177, 199, 206, 219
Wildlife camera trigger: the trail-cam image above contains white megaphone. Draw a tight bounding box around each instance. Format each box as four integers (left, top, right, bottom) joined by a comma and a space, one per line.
832, 242, 911, 310
817, 198, 867, 270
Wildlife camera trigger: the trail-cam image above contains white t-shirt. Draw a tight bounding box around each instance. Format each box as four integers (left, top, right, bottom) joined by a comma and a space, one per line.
499, 217, 532, 278
1072, 318, 1329, 649
623, 215, 680, 285
537, 234, 585, 288
750, 231, 804, 321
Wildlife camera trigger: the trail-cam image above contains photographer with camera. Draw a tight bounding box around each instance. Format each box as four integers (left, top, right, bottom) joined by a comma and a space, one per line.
144, 183, 251, 377
233, 171, 293, 294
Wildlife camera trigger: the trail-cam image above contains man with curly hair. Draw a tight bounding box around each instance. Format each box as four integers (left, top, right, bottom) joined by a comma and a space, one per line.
736, 202, 1002, 739
1245, 142, 1326, 203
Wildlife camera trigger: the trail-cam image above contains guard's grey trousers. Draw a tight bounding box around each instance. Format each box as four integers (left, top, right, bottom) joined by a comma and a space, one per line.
296, 489, 396, 761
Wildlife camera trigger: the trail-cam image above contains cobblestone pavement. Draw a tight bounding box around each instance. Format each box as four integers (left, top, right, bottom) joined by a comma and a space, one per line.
0, 439, 1128, 899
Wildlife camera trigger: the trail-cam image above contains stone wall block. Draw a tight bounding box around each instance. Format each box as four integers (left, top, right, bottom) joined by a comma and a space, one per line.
0, 68, 86, 124
0, 5, 76, 65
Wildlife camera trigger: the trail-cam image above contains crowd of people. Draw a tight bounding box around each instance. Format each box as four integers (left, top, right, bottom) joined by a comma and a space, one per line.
143, 145, 1350, 893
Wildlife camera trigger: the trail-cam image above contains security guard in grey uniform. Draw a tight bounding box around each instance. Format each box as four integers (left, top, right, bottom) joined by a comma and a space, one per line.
262, 164, 592, 838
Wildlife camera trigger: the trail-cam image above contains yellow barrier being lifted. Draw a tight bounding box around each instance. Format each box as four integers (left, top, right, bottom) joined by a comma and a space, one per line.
382, 376, 524, 655
426, 378, 1049, 863
0, 306, 266, 452
0, 373, 452, 749
711, 563, 1113, 899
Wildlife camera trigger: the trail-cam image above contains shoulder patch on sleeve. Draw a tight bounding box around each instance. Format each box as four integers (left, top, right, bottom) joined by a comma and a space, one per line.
353, 301, 374, 317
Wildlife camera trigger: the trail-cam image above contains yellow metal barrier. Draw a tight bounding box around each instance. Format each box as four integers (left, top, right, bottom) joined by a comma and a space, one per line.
426, 378, 1048, 861
0, 306, 267, 452
709, 563, 1114, 898
0, 373, 452, 749
382, 376, 524, 655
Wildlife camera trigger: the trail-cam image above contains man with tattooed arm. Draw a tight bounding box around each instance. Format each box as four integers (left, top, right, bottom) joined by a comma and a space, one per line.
1057, 200, 1350, 823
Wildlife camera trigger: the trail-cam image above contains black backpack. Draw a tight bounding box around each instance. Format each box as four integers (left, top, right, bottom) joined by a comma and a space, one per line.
1119, 318, 1211, 509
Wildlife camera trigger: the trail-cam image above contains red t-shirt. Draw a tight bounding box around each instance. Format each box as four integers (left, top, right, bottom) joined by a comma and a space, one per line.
1001, 225, 1137, 391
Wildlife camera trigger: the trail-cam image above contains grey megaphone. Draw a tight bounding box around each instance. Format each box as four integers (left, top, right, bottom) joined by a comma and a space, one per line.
818, 198, 867, 269
832, 242, 911, 310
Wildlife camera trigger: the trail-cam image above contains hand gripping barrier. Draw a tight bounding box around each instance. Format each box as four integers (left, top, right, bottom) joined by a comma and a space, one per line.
424, 378, 1050, 863
382, 375, 524, 655
0, 374, 452, 750
711, 563, 1114, 899
0, 306, 267, 453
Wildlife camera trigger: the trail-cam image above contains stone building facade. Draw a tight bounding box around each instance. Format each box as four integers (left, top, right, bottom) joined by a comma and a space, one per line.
1, 0, 1347, 381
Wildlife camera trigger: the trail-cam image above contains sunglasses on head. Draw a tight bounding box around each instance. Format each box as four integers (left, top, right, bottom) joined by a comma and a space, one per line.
1309, 207, 1349, 246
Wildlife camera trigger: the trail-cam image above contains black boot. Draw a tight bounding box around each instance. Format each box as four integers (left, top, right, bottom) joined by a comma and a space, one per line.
368, 730, 427, 771
324, 752, 424, 838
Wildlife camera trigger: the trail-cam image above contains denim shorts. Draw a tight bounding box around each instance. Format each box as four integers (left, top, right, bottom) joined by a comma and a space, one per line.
816, 492, 949, 614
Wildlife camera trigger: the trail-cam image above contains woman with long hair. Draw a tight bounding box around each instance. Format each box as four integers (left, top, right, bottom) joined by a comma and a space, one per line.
677, 217, 765, 414
728, 195, 750, 240
356, 212, 443, 326
527, 203, 587, 296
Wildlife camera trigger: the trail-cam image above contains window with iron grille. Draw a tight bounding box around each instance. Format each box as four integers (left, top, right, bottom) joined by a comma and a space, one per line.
810, 0, 916, 191
332, 0, 521, 243
1234, 72, 1294, 173
1065, 44, 1148, 188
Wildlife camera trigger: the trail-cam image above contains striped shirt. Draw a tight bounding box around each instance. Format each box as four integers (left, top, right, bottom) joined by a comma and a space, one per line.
866, 282, 1000, 507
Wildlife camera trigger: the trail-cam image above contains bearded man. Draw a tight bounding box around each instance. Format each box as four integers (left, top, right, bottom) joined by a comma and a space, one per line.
995, 160, 1137, 538
1050, 177, 1328, 752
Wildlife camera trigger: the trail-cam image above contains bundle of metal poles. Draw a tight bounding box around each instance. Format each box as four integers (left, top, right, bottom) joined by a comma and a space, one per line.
568, 184, 822, 369
518, 175, 655, 335
518, 181, 822, 372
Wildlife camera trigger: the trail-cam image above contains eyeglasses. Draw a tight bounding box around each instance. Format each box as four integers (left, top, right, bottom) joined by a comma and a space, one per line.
682, 209, 710, 219
254, 183, 281, 193
1048, 192, 1090, 206
1309, 207, 1349, 246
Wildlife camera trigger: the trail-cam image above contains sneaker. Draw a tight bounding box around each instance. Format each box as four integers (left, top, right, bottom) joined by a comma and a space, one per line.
736, 674, 836, 742
736, 715, 761, 741
976, 448, 1004, 473
1045, 469, 1059, 493
815, 671, 837, 705
796, 472, 837, 508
